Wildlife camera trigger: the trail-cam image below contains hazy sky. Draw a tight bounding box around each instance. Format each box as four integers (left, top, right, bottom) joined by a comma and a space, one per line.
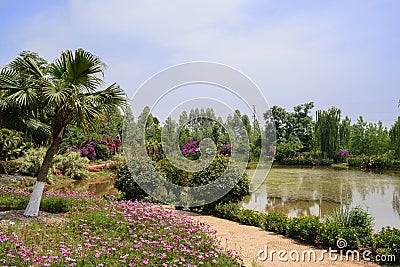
1, 0, 399, 126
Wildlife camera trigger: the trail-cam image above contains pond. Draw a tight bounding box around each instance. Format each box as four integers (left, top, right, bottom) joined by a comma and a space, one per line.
68, 179, 117, 197
242, 166, 400, 231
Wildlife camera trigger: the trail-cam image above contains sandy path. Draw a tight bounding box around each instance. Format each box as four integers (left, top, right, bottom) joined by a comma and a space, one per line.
179, 211, 380, 267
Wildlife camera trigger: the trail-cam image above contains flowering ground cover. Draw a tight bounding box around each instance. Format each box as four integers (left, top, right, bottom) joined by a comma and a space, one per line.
0, 188, 242, 266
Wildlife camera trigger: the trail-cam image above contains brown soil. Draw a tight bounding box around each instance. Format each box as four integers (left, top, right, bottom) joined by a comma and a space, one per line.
179, 211, 381, 267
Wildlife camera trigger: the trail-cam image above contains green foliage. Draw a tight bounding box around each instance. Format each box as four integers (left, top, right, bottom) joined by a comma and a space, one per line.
17, 148, 89, 180
287, 216, 322, 242
109, 153, 126, 169
212, 202, 266, 227
278, 152, 333, 166
268, 102, 314, 151
371, 227, 400, 261
325, 206, 374, 248
350, 117, 391, 156
18, 147, 47, 176
190, 155, 249, 209
265, 211, 290, 235
314, 107, 341, 158
209, 203, 378, 250
156, 158, 190, 186
0, 190, 92, 213
52, 152, 89, 180
274, 136, 303, 162
317, 221, 344, 247
114, 158, 160, 201
0, 128, 29, 160
95, 143, 110, 160
115, 155, 249, 210
347, 155, 400, 169
339, 116, 351, 150
347, 157, 364, 167
0, 49, 127, 185
390, 116, 400, 157
0, 160, 23, 174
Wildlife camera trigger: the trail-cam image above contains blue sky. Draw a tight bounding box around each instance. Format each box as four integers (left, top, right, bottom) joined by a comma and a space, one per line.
1, 0, 399, 126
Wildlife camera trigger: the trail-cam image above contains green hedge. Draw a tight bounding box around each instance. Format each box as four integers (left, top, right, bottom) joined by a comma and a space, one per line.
347, 156, 400, 169
205, 202, 399, 264
115, 155, 249, 209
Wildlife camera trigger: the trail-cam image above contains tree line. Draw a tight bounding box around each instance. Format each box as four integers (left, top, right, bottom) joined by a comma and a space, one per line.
123, 101, 400, 165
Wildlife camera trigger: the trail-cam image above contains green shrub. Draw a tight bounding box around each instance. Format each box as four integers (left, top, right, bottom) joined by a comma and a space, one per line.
347, 157, 364, 167
347, 156, 397, 169
18, 147, 47, 176
116, 155, 249, 210
95, 144, 110, 160
114, 157, 161, 201
317, 221, 344, 247
287, 216, 322, 242
191, 155, 249, 210
265, 211, 289, 235
0, 128, 26, 160
212, 202, 242, 221
0, 160, 22, 174
156, 158, 190, 186
53, 152, 89, 180
371, 227, 400, 262
109, 153, 126, 169
324, 206, 374, 249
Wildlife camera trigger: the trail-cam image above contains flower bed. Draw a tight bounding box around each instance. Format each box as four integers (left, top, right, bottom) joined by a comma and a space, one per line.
0, 188, 242, 266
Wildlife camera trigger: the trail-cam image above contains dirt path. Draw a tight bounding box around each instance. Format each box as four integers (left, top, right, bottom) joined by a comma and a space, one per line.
179, 211, 380, 267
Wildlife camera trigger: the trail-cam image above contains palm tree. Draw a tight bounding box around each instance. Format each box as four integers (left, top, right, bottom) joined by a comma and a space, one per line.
0, 52, 52, 144
0, 49, 127, 216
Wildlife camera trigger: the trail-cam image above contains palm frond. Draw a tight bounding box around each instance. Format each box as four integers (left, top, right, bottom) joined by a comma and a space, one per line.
42, 82, 73, 106
9, 56, 45, 79
49, 49, 106, 93
85, 83, 127, 110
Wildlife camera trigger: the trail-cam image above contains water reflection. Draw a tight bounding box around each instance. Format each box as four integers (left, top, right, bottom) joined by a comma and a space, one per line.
67, 180, 115, 197
242, 167, 400, 231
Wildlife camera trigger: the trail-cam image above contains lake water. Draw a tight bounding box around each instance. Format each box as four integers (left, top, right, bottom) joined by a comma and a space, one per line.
242, 166, 400, 231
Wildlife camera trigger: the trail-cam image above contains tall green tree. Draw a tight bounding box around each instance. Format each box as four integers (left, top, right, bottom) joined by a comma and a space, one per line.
267, 102, 314, 150
390, 117, 400, 157
290, 102, 314, 151
314, 107, 341, 158
339, 116, 351, 150
0, 49, 127, 216
349, 116, 368, 155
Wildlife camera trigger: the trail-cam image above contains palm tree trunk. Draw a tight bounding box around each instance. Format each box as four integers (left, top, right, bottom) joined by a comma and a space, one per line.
24, 125, 65, 217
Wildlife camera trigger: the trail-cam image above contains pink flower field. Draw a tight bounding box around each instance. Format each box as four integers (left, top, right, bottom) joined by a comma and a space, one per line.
0, 189, 242, 266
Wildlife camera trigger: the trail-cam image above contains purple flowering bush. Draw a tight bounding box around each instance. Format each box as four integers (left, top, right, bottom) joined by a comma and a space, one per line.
71, 141, 97, 161
218, 144, 232, 156
338, 149, 350, 163
339, 149, 350, 157
0, 188, 243, 266
181, 140, 200, 160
